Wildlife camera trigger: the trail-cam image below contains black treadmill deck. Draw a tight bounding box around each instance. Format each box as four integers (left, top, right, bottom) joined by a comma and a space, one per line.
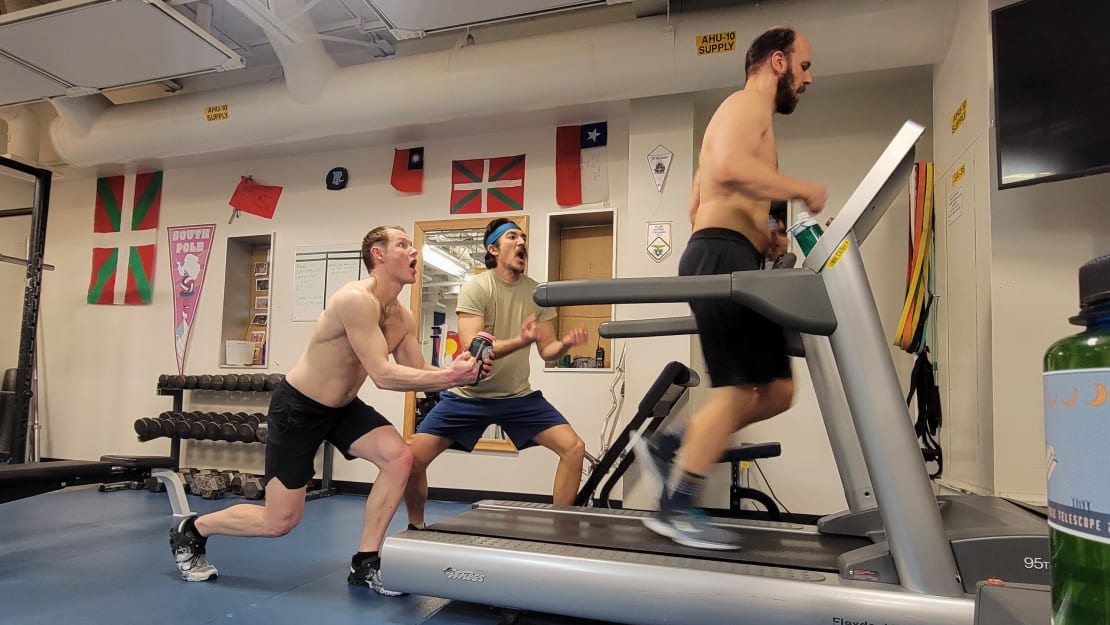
428, 506, 870, 573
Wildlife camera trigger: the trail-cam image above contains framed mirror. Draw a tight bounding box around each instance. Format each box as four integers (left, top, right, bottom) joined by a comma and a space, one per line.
402, 216, 529, 452
219, 233, 272, 367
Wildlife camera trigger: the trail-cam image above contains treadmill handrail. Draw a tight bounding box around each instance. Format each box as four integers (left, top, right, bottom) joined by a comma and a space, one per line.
599, 317, 698, 338
534, 269, 837, 335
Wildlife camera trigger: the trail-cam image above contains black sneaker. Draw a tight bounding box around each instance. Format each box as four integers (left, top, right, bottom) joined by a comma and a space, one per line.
169, 517, 218, 581
406, 523, 426, 531
348, 559, 405, 597
642, 508, 742, 551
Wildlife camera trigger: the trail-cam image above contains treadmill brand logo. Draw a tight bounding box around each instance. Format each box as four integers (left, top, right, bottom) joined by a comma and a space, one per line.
833, 619, 892, 625
443, 567, 486, 583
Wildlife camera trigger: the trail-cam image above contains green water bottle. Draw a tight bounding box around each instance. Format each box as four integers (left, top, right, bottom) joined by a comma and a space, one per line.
1044, 254, 1110, 625
788, 210, 823, 256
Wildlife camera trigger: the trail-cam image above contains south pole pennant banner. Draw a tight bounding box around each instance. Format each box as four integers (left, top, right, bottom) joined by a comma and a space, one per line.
168, 224, 216, 376
450, 154, 525, 213
88, 171, 162, 305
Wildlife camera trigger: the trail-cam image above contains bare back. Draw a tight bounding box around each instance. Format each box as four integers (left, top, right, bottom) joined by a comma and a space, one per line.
284, 277, 413, 407
691, 90, 778, 253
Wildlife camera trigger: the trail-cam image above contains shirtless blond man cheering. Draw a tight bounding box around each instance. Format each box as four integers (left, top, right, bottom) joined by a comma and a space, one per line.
168, 225, 482, 595
638, 26, 827, 550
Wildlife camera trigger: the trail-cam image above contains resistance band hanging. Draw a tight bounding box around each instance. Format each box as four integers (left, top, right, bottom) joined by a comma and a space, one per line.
894, 161, 943, 479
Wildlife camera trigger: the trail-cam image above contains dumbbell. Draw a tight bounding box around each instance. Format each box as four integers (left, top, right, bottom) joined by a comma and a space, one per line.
184, 375, 198, 389
242, 476, 265, 500
191, 472, 228, 500
158, 374, 169, 388
255, 421, 268, 444
144, 476, 167, 493
265, 373, 284, 391
223, 373, 239, 391
198, 374, 212, 390
237, 375, 252, 391
210, 374, 224, 389
248, 374, 265, 391
134, 418, 161, 441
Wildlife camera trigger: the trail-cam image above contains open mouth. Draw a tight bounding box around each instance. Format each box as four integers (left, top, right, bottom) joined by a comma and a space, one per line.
410, 259, 418, 269
515, 248, 527, 261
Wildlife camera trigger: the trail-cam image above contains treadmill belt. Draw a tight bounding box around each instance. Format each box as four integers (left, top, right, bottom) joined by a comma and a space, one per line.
428, 507, 869, 573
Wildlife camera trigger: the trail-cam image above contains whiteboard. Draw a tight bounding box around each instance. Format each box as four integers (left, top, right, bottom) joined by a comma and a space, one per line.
292, 244, 365, 322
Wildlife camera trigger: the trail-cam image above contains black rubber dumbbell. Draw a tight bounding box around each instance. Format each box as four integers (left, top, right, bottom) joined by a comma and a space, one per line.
223, 374, 239, 390
264, 374, 282, 391
242, 476, 265, 500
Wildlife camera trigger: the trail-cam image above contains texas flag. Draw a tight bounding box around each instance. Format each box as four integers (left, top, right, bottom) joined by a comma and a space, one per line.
450, 154, 525, 213
555, 121, 608, 207
87, 171, 161, 305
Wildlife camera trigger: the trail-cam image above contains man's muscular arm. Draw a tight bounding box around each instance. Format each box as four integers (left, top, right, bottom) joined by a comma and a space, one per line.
391, 313, 439, 373
335, 290, 476, 391
707, 93, 826, 212
534, 318, 588, 362
459, 312, 533, 360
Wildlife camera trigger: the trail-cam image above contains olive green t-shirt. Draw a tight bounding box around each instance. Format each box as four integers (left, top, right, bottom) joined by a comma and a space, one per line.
451, 270, 557, 399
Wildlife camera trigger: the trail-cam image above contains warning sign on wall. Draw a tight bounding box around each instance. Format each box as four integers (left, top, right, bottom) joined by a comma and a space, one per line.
696, 31, 736, 56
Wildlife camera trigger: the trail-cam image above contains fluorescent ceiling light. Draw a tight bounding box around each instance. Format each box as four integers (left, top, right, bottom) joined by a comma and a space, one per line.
422, 244, 466, 277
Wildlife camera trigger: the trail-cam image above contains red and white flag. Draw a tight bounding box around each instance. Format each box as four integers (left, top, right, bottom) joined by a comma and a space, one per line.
168, 224, 216, 375
555, 121, 608, 207
87, 171, 161, 305
391, 146, 425, 193
450, 155, 525, 213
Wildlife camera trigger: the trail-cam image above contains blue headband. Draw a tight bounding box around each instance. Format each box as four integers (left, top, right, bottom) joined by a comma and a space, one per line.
485, 222, 521, 248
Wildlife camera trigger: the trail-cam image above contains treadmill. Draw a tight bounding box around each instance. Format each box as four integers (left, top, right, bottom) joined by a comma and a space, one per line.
381, 121, 1049, 625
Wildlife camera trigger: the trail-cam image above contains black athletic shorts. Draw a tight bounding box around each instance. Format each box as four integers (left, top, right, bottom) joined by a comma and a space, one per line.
264, 380, 391, 489
678, 228, 792, 387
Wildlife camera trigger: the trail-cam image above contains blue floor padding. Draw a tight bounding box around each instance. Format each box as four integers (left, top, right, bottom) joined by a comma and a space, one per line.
0, 487, 623, 625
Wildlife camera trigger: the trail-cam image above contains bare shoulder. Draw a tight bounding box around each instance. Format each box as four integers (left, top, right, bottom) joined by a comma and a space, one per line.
329, 280, 379, 321
713, 90, 772, 129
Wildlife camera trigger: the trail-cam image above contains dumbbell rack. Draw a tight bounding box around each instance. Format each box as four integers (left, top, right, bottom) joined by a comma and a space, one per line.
153, 373, 336, 501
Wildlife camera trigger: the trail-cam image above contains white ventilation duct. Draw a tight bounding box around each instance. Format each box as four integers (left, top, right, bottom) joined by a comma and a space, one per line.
256, 0, 336, 104
49, 0, 955, 168
1, 105, 40, 163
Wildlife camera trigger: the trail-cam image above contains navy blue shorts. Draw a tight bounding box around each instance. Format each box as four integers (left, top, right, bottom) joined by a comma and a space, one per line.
415, 390, 569, 452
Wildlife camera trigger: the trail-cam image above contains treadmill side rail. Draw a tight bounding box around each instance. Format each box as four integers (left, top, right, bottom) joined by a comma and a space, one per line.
382, 532, 975, 625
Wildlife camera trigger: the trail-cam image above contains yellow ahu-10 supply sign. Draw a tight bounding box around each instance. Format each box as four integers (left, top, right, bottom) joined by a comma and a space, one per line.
696, 31, 736, 56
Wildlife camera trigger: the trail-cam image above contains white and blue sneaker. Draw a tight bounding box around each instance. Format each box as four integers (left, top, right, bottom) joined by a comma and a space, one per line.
631, 432, 675, 503
642, 508, 742, 551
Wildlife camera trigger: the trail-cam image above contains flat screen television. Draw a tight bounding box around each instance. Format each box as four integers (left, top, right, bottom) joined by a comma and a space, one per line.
991, 0, 1110, 189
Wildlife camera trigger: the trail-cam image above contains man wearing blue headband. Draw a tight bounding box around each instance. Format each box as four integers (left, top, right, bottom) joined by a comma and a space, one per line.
404, 218, 589, 531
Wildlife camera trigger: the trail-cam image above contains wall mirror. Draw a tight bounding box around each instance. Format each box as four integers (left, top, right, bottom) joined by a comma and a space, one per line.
402, 216, 530, 452
220, 233, 272, 367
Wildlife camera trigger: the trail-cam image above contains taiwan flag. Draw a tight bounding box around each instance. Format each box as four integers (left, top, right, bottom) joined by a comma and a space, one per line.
555, 121, 608, 207
450, 154, 525, 213
391, 146, 424, 193
87, 171, 161, 305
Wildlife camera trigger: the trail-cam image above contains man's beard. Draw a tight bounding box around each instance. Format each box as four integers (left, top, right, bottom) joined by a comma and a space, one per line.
775, 67, 799, 115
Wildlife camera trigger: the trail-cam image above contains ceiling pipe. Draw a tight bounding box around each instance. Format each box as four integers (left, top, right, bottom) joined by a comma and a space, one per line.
47, 0, 955, 168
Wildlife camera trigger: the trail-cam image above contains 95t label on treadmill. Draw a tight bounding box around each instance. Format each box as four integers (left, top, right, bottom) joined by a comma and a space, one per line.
1044, 368, 1110, 544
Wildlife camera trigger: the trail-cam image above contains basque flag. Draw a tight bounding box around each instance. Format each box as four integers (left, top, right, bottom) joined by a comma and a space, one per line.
391, 146, 425, 193
555, 121, 608, 207
450, 155, 525, 213
87, 171, 161, 305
